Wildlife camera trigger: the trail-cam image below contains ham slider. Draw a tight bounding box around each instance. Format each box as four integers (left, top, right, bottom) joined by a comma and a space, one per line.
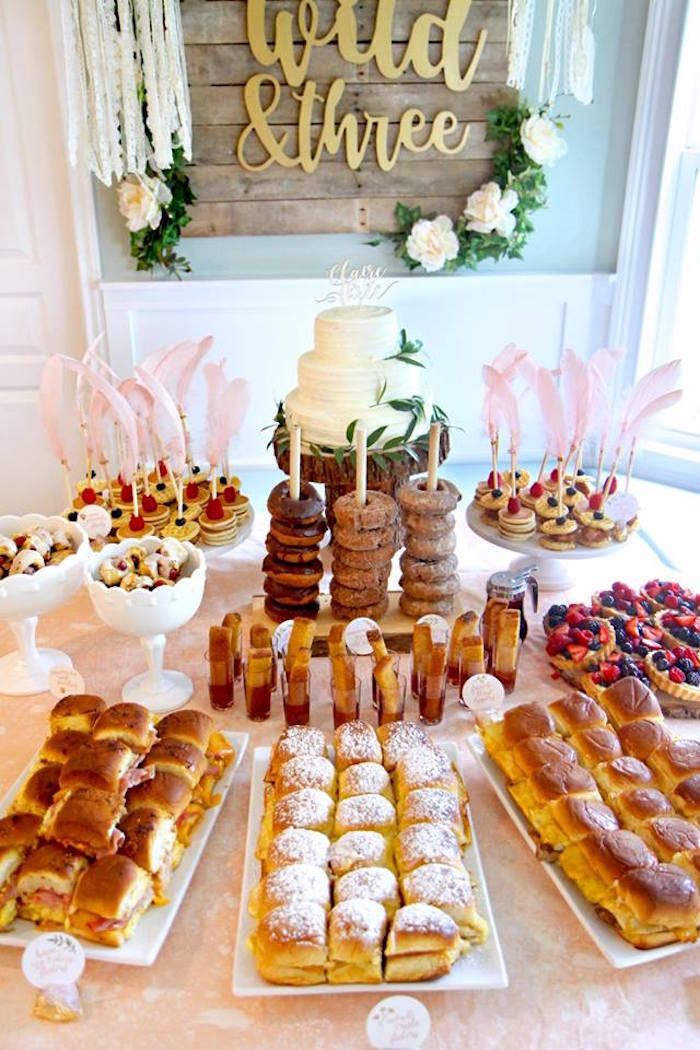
40, 788, 126, 857
92, 702, 157, 754
16, 843, 88, 926
38, 730, 91, 765
11, 764, 62, 817
49, 693, 106, 734
0, 848, 24, 930
125, 771, 203, 846
67, 855, 154, 947
59, 740, 153, 796
118, 808, 183, 904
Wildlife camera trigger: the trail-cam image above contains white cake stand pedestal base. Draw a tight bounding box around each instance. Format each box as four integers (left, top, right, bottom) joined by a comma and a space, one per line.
467, 503, 624, 593
0, 617, 72, 695
120, 633, 192, 713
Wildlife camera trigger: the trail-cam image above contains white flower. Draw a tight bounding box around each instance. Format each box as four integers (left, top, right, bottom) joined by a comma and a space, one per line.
520, 114, 567, 167
117, 173, 172, 233
463, 182, 519, 238
405, 215, 459, 273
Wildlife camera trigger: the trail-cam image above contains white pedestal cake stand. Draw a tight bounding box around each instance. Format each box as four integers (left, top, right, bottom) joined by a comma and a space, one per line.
466, 503, 623, 592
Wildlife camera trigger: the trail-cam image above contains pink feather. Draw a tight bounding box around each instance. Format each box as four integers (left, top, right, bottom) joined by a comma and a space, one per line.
614, 360, 682, 453
560, 348, 593, 451
87, 390, 109, 465
140, 344, 176, 376
40, 355, 69, 466
482, 365, 521, 453
619, 390, 682, 449
203, 361, 228, 467
221, 377, 251, 442
588, 348, 624, 446
535, 367, 568, 460
60, 358, 139, 481
176, 336, 213, 406
135, 367, 187, 474
119, 379, 154, 462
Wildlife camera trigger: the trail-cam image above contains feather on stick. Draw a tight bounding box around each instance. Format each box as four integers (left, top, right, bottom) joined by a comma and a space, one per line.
40, 356, 70, 468
135, 367, 186, 475
560, 348, 593, 455
60, 358, 139, 484
535, 367, 568, 461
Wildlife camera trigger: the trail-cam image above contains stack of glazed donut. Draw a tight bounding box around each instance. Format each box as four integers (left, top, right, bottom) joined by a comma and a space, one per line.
398, 478, 462, 617
330, 492, 399, 621
263, 480, 327, 623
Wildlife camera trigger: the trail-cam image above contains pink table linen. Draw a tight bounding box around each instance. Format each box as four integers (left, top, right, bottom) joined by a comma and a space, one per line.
1, 513, 699, 1050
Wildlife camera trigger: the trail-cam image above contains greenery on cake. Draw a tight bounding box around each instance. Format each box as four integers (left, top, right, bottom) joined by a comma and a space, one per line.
267, 389, 452, 476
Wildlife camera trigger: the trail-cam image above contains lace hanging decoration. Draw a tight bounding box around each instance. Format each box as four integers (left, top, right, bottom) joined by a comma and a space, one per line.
59, 0, 192, 184
506, 0, 537, 90
569, 0, 596, 105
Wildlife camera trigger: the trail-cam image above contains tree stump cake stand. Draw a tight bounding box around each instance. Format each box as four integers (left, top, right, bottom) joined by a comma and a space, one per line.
273, 429, 451, 530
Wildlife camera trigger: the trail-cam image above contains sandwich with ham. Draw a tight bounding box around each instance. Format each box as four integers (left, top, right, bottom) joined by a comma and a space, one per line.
16, 843, 88, 926
0, 813, 43, 929
157, 710, 233, 805
125, 771, 204, 847
49, 693, 106, 734
38, 729, 91, 765
119, 808, 184, 904
92, 702, 157, 754
59, 739, 153, 795
40, 788, 126, 857
67, 855, 154, 946
11, 763, 62, 817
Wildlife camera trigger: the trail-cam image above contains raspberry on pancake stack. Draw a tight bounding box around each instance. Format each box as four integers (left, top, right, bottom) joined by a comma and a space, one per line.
398, 478, 462, 617
263, 480, 327, 623
330, 491, 399, 621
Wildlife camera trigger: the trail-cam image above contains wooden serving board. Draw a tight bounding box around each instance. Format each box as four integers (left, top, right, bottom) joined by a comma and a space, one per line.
250, 590, 465, 653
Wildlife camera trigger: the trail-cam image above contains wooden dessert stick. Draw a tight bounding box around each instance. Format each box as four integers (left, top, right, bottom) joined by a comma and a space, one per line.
60, 460, 73, 508
601, 450, 620, 505
427, 421, 441, 492
595, 443, 606, 491
535, 450, 547, 483
355, 425, 367, 506
557, 456, 564, 516
625, 441, 637, 493
154, 432, 184, 517
289, 424, 301, 501
490, 437, 498, 484
509, 445, 517, 493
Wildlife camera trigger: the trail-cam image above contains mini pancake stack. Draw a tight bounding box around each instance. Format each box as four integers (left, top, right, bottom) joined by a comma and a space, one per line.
398, 478, 461, 617
330, 492, 398, 622
264, 481, 327, 623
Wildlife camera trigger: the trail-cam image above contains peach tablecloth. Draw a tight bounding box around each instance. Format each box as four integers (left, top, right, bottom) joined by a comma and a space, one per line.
1, 513, 699, 1050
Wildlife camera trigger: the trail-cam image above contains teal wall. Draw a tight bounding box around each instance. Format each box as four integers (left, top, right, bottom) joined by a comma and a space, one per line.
96, 0, 648, 281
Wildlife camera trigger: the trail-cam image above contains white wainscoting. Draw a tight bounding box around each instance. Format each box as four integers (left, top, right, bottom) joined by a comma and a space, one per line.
101, 273, 614, 470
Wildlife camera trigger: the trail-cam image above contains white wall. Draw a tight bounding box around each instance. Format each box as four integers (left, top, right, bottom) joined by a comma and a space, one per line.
101, 272, 614, 470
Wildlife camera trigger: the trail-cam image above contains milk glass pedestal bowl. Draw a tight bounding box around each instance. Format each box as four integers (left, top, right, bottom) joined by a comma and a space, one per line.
0, 514, 90, 695
86, 537, 206, 713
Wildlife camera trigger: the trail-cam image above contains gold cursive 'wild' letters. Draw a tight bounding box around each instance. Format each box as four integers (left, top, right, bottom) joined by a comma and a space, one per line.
239, 0, 486, 172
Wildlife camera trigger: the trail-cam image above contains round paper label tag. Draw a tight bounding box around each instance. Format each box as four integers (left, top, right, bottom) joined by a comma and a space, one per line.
48, 667, 86, 699
605, 492, 639, 527
272, 620, 294, 658
461, 673, 505, 713
366, 996, 431, 1049
22, 933, 85, 989
416, 614, 450, 643
344, 617, 381, 656
77, 504, 112, 539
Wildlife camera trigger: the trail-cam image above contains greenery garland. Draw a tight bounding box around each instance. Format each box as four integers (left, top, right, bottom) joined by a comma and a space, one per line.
127, 147, 196, 279
376, 103, 566, 273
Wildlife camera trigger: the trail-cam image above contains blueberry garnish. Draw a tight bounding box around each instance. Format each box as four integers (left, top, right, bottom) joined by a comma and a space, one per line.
111, 508, 123, 519
67, 511, 78, 521
547, 497, 558, 508
593, 511, 604, 520
175, 517, 186, 526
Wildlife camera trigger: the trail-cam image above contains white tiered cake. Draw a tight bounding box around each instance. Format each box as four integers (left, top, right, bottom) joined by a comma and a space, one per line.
285, 305, 432, 448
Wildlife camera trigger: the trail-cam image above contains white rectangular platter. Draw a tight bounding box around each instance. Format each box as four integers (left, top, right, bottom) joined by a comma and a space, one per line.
467, 732, 700, 969
233, 741, 508, 996
0, 731, 248, 966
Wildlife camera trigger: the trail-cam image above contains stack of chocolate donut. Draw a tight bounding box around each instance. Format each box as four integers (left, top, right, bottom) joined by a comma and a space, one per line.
398, 478, 462, 617
330, 491, 399, 621
263, 480, 327, 623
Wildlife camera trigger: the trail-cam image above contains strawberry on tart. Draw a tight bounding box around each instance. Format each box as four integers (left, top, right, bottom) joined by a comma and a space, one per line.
545, 616, 614, 673
591, 582, 655, 620
497, 495, 536, 540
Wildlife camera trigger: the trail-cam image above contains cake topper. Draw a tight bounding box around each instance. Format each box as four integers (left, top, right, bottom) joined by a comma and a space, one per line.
316, 258, 397, 306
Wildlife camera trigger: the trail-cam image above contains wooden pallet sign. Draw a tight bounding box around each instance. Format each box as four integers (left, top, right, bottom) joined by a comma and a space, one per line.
181, 0, 513, 236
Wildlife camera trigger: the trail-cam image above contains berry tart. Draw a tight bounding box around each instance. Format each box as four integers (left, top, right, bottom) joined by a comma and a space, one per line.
581, 651, 651, 702
641, 579, 699, 614
543, 602, 596, 636
545, 616, 614, 673
591, 582, 655, 620
654, 609, 700, 652
646, 647, 700, 706
606, 615, 664, 660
